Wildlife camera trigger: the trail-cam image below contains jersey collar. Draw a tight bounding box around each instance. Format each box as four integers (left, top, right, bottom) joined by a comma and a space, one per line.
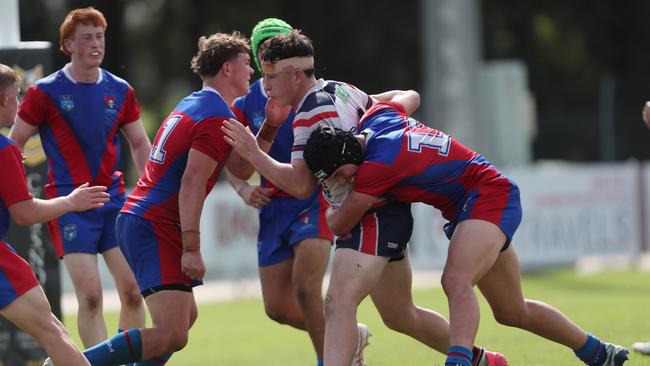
63, 63, 103, 84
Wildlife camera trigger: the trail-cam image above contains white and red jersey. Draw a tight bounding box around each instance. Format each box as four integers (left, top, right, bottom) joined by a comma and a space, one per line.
291, 79, 373, 160
292, 79, 373, 207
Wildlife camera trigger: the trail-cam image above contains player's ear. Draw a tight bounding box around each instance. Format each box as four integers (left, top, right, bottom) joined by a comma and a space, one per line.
293, 69, 303, 83
222, 61, 231, 76
0, 92, 6, 107
63, 38, 74, 55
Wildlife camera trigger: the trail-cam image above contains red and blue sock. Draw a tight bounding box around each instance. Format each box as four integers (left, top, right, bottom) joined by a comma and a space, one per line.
84, 328, 142, 365
446, 345, 473, 366
574, 333, 607, 366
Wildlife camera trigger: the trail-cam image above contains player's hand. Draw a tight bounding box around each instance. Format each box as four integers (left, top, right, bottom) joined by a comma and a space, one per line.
181, 250, 205, 281
66, 183, 110, 211
643, 101, 650, 128
222, 119, 261, 162
238, 185, 274, 208
264, 97, 292, 128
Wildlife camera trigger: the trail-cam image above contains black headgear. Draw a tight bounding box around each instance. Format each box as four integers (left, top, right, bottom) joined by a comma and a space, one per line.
303, 125, 364, 180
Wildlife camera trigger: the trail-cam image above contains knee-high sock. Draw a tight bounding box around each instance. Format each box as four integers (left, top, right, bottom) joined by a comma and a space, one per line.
83, 328, 143, 365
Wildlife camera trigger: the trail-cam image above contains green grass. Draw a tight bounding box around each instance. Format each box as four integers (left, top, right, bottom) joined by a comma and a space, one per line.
65, 269, 650, 365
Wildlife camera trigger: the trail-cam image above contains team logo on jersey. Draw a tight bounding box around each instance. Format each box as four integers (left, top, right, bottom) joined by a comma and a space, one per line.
63, 224, 77, 241
104, 95, 116, 110
299, 211, 311, 225
252, 111, 264, 128
60, 95, 74, 111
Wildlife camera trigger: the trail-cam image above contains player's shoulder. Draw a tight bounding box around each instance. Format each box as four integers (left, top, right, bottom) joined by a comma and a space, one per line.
100, 68, 133, 90
0, 134, 17, 151
176, 89, 234, 123
297, 88, 335, 115
32, 69, 65, 89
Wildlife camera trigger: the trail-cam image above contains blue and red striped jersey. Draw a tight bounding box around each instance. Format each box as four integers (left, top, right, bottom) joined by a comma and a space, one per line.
231, 78, 295, 197
355, 102, 515, 223
122, 87, 233, 224
0, 135, 33, 239
18, 65, 141, 198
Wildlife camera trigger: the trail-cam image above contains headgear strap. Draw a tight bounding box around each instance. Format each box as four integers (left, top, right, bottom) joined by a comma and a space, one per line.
261, 56, 314, 74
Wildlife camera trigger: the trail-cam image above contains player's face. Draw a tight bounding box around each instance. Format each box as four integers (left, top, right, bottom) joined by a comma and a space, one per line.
0, 82, 19, 127
66, 24, 105, 68
228, 52, 254, 98
330, 164, 359, 186
263, 69, 297, 107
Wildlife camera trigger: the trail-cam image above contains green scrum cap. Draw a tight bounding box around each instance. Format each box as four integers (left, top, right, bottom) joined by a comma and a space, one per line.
251, 18, 293, 73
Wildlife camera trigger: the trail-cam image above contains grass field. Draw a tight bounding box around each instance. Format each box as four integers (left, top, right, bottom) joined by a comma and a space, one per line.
64, 269, 650, 365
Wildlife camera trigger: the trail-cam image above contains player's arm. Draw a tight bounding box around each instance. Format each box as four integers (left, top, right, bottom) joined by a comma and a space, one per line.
224, 170, 272, 208
643, 101, 650, 129
326, 190, 380, 236
178, 148, 216, 280
8, 117, 38, 151
9, 183, 109, 225
179, 148, 216, 241
225, 120, 279, 180
226, 97, 291, 180
370, 90, 420, 115
222, 119, 319, 198
121, 120, 152, 176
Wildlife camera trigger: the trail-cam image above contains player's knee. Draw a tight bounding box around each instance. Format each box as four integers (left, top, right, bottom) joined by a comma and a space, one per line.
440, 271, 470, 297
164, 330, 189, 352
78, 291, 102, 313
120, 288, 143, 309
264, 304, 289, 324
189, 307, 198, 328
380, 310, 410, 333
492, 310, 526, 327
323, 293, 334, 319
293, 282, 319, 305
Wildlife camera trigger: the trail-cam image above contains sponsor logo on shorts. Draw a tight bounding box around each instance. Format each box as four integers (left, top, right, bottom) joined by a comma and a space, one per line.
387, 242, 399, 249
63, 224, 77, 241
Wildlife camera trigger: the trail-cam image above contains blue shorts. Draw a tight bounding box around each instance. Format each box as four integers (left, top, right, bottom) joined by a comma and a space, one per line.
47, 193, 126, 258
116, 213, 201, 295
0, 241, 39, 309
257, 190, 333, 267
336, 202, 413, 261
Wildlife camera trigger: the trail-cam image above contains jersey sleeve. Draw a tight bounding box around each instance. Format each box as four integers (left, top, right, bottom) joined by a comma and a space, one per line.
344, 82, 374, 110
190, 117, 231, 164
0, 146, 32, 207
17, 85, 48, 126
118, 87, 142, 125
353, 161, 401, 198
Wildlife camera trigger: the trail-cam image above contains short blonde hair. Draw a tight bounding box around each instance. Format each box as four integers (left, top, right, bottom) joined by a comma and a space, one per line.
0, 64, 19, 92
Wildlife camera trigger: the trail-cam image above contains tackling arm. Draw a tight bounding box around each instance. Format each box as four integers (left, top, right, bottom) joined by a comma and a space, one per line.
370, 90, 420, 115
326, 190, 379, 236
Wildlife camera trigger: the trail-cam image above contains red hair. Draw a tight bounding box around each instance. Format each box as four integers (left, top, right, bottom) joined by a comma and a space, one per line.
59, 7, 107, 55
